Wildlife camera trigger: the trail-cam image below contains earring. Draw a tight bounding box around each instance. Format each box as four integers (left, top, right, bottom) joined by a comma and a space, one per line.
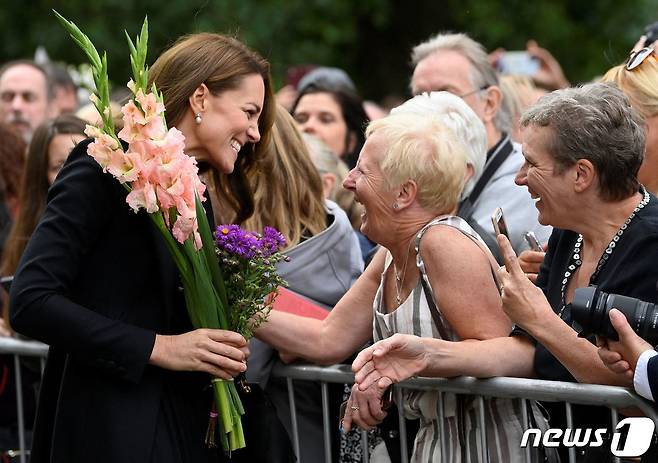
195, 113, 202, 125
393, 203, 399, 210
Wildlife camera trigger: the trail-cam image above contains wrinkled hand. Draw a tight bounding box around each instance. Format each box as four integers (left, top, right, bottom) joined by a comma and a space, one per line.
341, 382, 390, 432
0, 317, 11, 337
526, 40, 569, 90
353, 333, 428, 391
597, 309, 653, 381
518, 247, 546, 283
497, 234, 553, 330
150, 329, 248, 380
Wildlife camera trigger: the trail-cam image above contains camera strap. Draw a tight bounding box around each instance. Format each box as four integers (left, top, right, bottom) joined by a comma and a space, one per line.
457, 134, 514, 222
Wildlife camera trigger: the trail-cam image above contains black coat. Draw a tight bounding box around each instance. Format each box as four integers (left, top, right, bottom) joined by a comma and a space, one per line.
10, 140, 219, 463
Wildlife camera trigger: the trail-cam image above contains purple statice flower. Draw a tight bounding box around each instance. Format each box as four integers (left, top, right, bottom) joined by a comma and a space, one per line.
215, 224, 259, 259
259, 226, 286, 257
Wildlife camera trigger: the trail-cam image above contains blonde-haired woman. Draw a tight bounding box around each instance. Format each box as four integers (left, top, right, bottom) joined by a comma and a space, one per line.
240, 105, 363, 463
257, 97, 547, 461
601, 42, 658, 194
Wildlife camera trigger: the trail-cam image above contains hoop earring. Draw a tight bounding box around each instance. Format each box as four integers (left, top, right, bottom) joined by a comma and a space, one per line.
195, 113, 202, 125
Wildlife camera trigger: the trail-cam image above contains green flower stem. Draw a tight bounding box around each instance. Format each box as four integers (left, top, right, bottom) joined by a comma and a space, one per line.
213, 380, 245, 450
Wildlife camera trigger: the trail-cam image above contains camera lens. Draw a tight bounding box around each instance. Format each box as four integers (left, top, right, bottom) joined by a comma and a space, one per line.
571, 286, 658, 345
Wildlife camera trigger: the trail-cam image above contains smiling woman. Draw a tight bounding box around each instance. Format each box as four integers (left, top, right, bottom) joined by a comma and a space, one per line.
352, 83, 658, 462
9, 32, 275, 463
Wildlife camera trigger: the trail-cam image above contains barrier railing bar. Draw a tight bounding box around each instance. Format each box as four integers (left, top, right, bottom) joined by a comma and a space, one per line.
437, 390, 446, 459
320, 381, 332, 463
360, 430, 369, 463
0, 338, 48, 357
611, 408, 620, 463
476, 395, 488, 462
286, 377, 301, 461
4, 339, 658, 463
395, 386, 408, 463
521, 399, 530, 463
271, 364, 658, 429
565, 402, 575, 463
13, 355, 26, 463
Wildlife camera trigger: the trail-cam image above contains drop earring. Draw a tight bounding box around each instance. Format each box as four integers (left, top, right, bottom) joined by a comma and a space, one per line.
195, 113, 202, 125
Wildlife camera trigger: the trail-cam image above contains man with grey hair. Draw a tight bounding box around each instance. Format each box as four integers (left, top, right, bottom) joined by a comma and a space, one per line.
411, 32, 550, 259
0, 60, 56, 142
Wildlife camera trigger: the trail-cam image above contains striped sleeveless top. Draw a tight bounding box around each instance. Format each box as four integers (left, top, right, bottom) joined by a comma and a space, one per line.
372, 216, 550, 462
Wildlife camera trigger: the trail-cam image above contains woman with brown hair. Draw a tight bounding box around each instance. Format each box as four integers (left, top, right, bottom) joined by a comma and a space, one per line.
1, 115, 86, 283
241, 105, 363, 462
9, 33, 275, 463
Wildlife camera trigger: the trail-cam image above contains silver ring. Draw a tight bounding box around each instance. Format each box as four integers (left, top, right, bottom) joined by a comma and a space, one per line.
350, 406, 359, 411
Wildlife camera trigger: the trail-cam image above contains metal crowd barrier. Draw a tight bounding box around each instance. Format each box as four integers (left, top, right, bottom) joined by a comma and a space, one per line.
0, 337, 48, 463
2, 338, 658, 463
271, 363, 658, 463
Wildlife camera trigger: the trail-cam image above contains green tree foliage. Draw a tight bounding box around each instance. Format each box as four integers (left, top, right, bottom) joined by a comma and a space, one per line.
1, 0, 655, 101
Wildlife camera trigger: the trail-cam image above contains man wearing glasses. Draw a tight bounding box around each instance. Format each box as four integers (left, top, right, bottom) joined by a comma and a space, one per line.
410, 32, 551, 259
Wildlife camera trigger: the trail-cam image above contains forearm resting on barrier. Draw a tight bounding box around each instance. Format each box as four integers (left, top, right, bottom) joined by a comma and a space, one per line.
353, 334, 536, 389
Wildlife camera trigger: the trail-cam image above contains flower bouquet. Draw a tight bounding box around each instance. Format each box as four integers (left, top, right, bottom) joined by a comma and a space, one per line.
54, 12, 284, 453
214, 225, 289, 339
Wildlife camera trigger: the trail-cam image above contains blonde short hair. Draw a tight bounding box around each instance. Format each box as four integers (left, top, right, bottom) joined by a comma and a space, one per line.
366, 112, 467, 214
391, 92, 486, 200
600, 55, 658, 119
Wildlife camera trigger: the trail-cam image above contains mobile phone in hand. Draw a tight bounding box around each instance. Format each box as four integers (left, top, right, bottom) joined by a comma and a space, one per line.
524, 231, 543, 252
491, 207, 510, 240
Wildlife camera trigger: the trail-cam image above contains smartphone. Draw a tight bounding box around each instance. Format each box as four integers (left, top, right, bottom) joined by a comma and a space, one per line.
524, 231, 543, 252
497, 51, 539, 76
491, 207, 509, 240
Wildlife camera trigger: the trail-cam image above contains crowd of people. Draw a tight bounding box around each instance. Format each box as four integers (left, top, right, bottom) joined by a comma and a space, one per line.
0, 19, 657, 463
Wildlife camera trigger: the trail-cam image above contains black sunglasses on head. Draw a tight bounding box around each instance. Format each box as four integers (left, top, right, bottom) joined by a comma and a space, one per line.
626, 47, 655, 71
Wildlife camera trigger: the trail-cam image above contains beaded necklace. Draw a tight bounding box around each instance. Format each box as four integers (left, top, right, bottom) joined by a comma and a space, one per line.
558, 187, 650, 318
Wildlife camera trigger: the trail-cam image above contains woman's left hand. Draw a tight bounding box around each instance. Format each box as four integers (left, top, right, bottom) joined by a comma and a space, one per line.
496, 234, 554, 331
341, 382, 391, 432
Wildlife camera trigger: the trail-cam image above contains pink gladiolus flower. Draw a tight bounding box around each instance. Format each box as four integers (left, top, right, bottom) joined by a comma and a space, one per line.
126, 179, 158, 214
118, 92, 167, 143
135, 90, 165, 121
87, 133, 122, 172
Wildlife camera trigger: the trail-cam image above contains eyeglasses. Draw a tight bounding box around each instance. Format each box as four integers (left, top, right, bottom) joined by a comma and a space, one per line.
626, 47, 655, 71
458, 85, 489, 99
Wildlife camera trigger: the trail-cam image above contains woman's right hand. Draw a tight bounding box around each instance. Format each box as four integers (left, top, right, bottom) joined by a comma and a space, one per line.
353, 333, 429, 391
149, 329, 248, 380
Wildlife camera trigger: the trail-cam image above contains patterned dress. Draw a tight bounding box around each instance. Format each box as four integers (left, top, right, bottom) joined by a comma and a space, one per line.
372, 216, 549, 462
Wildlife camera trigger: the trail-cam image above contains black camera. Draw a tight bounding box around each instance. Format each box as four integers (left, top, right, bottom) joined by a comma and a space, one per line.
571, 286, 658, 345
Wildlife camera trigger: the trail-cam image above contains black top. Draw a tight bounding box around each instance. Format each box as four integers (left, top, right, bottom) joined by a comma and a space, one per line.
511, 192, 658, 458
